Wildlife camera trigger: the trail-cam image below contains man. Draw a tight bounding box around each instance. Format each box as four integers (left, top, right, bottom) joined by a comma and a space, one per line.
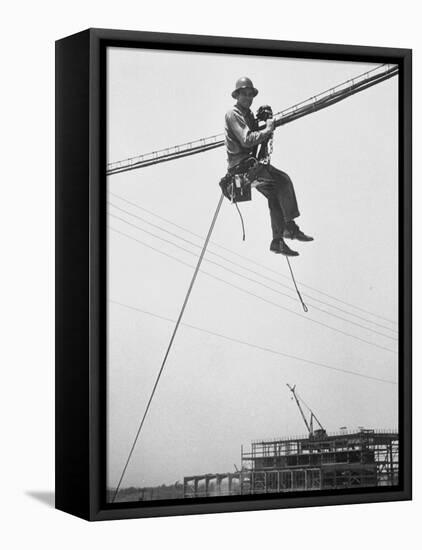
225, 77, 313, 256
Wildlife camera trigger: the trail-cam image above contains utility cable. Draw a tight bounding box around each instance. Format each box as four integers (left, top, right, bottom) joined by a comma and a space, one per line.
109, 225, 398, 354
108, 197, 397, 334
109, 300, 397, 386
108, 210, 398, 342
108, 191, 398, 329
108, 204, 397, 339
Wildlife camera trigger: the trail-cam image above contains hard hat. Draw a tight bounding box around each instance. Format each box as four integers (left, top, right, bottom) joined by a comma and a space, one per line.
231, 77, 259, 99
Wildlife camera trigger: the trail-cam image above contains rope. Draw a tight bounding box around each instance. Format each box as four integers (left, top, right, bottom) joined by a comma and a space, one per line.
234, 202, 246, 241
111, 193, 224, 503
285, 257, 308, 313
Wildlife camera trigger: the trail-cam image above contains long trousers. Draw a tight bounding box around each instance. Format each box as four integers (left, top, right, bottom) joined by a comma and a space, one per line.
254, 164, 300, 240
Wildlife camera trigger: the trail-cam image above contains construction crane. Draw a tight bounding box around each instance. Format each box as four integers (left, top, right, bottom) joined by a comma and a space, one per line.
287, 384, 327, 439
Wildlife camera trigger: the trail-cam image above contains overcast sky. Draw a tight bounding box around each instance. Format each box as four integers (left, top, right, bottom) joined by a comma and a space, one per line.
106, 46, 398, 491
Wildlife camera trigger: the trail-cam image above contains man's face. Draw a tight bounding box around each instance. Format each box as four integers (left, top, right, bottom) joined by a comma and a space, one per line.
236, 88, 255, 109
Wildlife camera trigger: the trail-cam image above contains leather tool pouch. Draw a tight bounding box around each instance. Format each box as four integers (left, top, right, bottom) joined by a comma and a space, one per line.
219, 158, 259, 203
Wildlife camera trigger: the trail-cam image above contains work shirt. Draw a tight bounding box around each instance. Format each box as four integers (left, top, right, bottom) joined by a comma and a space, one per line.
224, 104, 268, 169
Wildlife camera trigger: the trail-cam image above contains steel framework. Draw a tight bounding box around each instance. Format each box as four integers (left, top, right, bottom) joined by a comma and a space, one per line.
183, 429, 398, 497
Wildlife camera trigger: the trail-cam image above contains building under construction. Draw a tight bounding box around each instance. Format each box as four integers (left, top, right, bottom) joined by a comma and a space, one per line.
184, 386, 399, 498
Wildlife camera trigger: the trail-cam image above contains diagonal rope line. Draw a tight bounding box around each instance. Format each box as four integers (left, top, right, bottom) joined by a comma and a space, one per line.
286, 257, 308, 313
111, 193, 224, 503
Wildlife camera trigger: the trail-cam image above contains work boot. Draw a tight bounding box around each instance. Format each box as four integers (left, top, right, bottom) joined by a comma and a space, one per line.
283, 221, 314, 242
270, 238, 299, 256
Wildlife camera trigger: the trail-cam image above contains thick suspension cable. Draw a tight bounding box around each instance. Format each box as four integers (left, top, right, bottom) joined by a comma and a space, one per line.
107, 64, 398, 175
112, 193, 224, 502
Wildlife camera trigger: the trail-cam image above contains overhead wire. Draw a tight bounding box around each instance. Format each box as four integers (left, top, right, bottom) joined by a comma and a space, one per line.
109, 300, 397, 386
108, 207, 398, 343
108, 191, 398, 329
108, 225, 397, 354
108, 201, 398, 336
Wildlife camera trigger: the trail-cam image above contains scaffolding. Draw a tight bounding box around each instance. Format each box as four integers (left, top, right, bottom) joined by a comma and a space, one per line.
183, 429, 398, 497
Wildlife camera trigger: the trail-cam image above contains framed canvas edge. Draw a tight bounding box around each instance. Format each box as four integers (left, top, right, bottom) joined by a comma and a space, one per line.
56, 28, 412, 522
56, 29, 92, 521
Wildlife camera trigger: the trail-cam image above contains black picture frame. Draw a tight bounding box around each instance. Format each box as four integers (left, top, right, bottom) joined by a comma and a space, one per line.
55, 28, 412, 521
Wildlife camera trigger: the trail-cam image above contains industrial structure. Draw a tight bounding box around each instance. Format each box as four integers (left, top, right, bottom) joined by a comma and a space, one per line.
183, 386, 399, 498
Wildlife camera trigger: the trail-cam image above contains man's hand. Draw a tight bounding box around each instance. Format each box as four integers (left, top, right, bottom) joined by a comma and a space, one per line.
265, 118, 275, 133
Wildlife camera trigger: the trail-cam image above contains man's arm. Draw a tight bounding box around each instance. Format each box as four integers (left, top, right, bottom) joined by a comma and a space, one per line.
226, 110, 273, 149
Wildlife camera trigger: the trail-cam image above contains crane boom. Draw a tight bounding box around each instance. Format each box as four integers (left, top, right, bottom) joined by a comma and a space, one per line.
286, 384, 326, 439
287, 384, 311, 434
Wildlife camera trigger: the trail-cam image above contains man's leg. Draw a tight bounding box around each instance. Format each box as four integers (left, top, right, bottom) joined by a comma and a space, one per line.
256, 181, 299, 256
255, 181, 285, 239
265, 165, 313, 242
265, 165, 300, 223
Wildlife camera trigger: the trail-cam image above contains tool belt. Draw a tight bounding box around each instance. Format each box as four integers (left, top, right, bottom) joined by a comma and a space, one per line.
219, 157, 260, 203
